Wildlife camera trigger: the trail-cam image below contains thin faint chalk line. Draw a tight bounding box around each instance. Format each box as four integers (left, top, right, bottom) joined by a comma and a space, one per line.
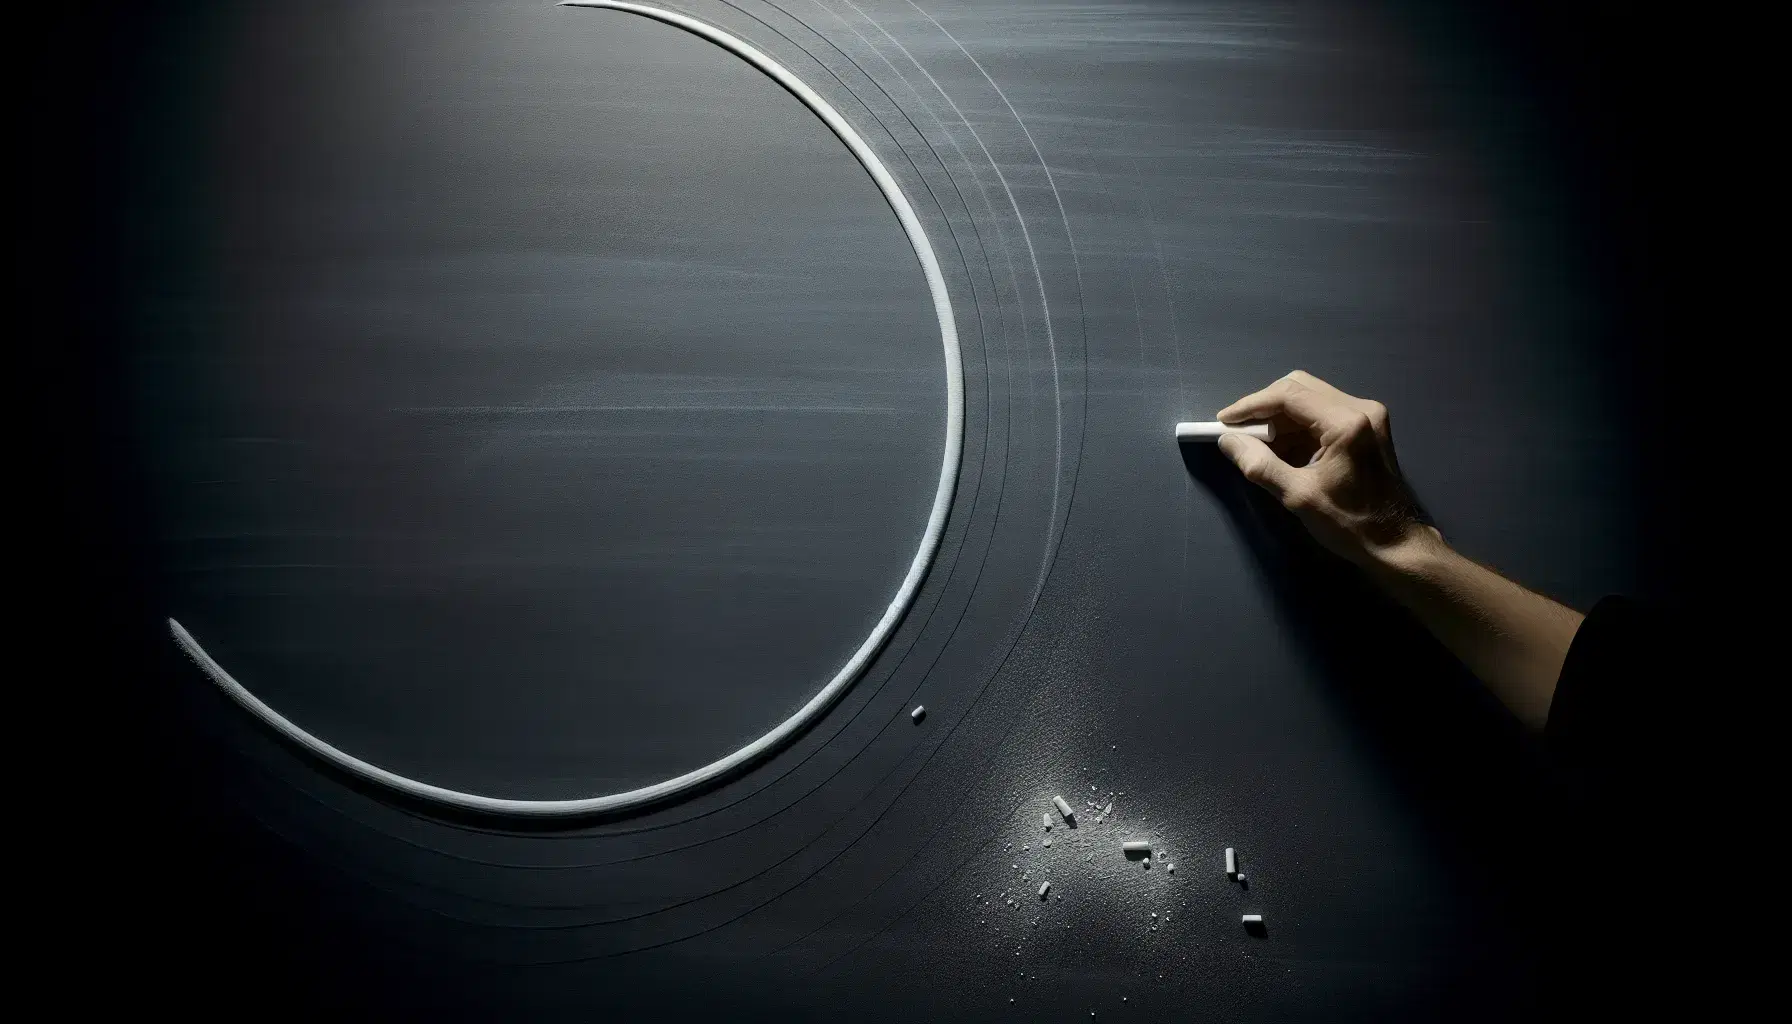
794, 0, 1032, 411
1124, 154, 1192, 621
772, 4, 1119, 964
835, 0, 1064, 601
904, 0, 1091, 597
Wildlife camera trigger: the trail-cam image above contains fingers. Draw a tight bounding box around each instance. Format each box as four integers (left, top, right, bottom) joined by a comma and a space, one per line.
1272, 373, 1387, 437
1215, 379, 1285, 425
1218, 375, 1360, 437
1217, 432, 1300, 500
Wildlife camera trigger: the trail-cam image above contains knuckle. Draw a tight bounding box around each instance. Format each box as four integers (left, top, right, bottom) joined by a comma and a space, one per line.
1282, 483, 1319, 511
1362, 400, 1389, 428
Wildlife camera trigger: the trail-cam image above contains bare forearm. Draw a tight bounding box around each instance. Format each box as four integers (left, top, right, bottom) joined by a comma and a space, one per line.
1213, 372, 1589, 729
1367, 527, 1584, 728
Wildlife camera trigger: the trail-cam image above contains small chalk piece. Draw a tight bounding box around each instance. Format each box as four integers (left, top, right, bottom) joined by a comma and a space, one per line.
1043, 812, 1052, 830
911, 705, 926, 722
1053, 795, 1076, 821
1122, 840, 1152, 855
1225, 847, 1237, 876
1242, 914, 1263, 925
1176, 420, 1275, 442
1167, 863, 1176, 873
1039, 881, 1051, 898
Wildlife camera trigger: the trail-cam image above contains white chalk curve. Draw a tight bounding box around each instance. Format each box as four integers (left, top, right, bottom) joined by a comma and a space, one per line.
168, 0, 965, 819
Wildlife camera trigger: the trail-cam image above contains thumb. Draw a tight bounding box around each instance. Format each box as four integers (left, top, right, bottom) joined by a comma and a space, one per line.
1217, 432, 1296, 500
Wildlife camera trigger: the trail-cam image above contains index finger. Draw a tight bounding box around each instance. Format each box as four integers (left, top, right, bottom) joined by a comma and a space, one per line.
1217, 377, 1357, 435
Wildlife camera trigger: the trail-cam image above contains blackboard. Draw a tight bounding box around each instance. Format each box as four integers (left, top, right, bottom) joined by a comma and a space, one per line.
50, 0, 1684, 1019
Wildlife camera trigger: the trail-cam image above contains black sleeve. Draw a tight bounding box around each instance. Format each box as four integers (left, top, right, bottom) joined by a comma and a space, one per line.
1541, 596, 1696, 1016
1543, 595, 1676, 804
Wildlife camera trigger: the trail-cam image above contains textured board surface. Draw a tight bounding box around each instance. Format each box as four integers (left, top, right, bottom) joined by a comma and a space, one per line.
99, 0, 1669, 1019
137, 8, 949, 799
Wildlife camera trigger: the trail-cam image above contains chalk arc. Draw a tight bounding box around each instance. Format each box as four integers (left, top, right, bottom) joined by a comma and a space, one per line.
170, 0, 964, 818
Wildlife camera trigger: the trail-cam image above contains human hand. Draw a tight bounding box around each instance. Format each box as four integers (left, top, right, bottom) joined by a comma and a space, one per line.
1214, 371, 1439, 568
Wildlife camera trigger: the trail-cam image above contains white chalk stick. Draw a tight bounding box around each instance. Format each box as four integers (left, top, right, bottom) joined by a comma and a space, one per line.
1039, 881, 1051, 898
911, 705, 925, 722
1225, 847, 1237, 876
1122, 840, 1152, 854
1053, 795, 1075, 821
1175, 421, 1275, 442
1242, 914, 1263, 925
1043, 812, 1052, 831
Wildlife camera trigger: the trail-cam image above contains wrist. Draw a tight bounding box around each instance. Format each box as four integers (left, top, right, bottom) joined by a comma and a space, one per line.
1365, 524, 1454, 585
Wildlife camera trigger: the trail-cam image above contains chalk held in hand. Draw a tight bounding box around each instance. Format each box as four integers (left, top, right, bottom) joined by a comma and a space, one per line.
1175, 421, 1275, 442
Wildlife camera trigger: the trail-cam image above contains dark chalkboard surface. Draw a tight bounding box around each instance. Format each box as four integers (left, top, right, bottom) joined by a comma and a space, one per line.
89, 0, 1674, 1018
137, 7, 947, 798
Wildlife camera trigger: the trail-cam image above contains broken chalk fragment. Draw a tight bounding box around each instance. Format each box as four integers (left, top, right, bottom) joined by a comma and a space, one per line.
1225, 847, 1237, 877
1053, 795, 1076, 822
1242, 914, 1264, 925
1167, 863, 1176, 873
1122, 840, 1152, 855
1043, 813, 1052, 831
912, 705, 926, 722
1039, 881, 1051, 898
